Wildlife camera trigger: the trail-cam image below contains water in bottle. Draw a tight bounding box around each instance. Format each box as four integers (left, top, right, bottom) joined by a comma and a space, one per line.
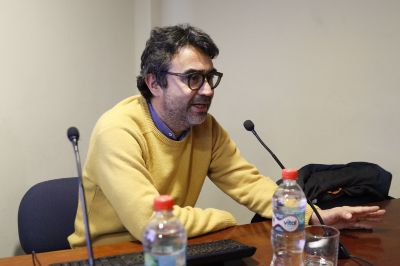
271, 168, 307, 266
143, 195, 187, 266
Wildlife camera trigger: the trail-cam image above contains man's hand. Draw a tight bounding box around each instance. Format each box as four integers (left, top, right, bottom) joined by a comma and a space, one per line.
310, 206, 385, 230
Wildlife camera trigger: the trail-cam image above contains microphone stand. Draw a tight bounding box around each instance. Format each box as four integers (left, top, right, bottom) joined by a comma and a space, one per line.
68, 127, 95, 266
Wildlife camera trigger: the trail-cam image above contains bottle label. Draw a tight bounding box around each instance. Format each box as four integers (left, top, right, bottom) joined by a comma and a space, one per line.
144, 248, 186, 266
272, 211, 304, 233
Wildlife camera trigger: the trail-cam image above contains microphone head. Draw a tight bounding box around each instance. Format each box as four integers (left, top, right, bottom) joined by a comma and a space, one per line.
243, 120, 255, 131
67, 127, 80, 142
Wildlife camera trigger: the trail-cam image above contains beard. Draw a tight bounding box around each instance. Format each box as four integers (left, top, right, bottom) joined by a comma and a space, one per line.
162, 95, 212, 133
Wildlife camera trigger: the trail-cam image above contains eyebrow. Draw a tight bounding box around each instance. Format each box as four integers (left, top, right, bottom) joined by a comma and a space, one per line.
180, 68, 217, 75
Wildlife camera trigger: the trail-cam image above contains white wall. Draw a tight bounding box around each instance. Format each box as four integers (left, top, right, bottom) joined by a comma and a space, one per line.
1, 0, 399, 258
154, 0, 400, 227
0, 0, 141, 257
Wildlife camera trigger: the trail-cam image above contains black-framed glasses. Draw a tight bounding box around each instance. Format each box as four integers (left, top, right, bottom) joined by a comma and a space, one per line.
164, 69, 223, 90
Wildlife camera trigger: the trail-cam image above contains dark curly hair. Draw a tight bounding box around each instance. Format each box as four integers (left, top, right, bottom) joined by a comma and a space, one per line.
136, 24, 219, 99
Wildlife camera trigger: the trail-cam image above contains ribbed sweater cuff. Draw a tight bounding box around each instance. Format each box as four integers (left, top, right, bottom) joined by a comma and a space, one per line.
305, 204, 316, 225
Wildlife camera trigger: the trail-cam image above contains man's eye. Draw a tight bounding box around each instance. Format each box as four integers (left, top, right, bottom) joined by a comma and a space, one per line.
189, 73, 203, 84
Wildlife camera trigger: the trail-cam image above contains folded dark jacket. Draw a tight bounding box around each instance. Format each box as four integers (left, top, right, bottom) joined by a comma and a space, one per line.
298, 162, 392, 209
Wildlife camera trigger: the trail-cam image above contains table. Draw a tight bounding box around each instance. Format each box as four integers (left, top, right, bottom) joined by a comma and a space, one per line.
1, 199, 399, 266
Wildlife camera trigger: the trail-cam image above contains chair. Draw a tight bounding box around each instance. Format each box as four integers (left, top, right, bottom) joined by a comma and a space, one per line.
18, 177, 79, 253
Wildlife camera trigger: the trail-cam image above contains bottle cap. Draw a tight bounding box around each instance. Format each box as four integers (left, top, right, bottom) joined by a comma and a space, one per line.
282, 168, 298, 180
154, 195, 174, 211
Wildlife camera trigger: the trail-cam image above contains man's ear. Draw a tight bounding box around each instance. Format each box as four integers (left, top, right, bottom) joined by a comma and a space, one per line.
145, 74, 162, 97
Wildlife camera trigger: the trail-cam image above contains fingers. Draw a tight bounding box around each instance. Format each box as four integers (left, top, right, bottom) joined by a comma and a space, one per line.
339, 206, 385, 229
340, 206, 385, 218
349, 209, 385, 221
315, 205, 386, 230
341, 205, 381, 214
352, 216, 383, 223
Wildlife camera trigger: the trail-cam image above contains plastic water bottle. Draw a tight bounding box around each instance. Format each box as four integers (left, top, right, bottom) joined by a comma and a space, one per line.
143, 195, 187, 266
271, 169, 307, 266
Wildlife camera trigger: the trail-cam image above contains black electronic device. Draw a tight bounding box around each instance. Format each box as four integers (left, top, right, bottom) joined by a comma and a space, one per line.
50, 238, 256, 266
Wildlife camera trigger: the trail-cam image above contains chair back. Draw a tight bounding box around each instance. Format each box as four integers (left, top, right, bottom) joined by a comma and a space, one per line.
18, 177, 79, 253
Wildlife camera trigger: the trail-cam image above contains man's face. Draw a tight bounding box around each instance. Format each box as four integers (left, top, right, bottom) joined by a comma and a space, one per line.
152, 45, 215, 135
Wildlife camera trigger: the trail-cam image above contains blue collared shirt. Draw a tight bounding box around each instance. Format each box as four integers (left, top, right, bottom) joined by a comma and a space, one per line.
147, 99, 189, 141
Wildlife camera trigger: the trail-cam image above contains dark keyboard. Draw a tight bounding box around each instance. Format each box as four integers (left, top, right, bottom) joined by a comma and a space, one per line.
50, 239, 257, 266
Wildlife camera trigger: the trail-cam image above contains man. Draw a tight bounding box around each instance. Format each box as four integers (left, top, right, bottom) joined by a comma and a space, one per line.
68, 24, 384, 247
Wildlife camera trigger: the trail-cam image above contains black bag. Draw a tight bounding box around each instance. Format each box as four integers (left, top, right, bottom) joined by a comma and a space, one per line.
297, 162, 392, 209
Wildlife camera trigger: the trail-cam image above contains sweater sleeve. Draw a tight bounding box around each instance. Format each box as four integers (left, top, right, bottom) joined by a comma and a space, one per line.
207, 118, 315, 223
87, 124, 236, 242
208, 118, 278, 219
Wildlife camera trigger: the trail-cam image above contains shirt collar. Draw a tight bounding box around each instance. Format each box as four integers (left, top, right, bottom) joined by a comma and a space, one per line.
147, 99, 189, 141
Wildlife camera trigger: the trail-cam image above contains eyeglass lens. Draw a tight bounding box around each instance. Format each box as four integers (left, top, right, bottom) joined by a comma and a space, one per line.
189, 72, 221, 90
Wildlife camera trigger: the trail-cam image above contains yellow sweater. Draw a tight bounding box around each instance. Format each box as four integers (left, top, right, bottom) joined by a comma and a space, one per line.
68, 95, 313, 247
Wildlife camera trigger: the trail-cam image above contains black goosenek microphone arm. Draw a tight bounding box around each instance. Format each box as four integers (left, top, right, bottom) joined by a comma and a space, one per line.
243, 120, 285, 170
67, 127, 95, 266
243, 120, 350, 259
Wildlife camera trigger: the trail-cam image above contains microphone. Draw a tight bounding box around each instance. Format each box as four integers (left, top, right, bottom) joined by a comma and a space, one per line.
243, 120, 350, 259
67, 127, 95, 266
67, 126, 80, 144
243, 120, 285, 170
243, 120, 327, 225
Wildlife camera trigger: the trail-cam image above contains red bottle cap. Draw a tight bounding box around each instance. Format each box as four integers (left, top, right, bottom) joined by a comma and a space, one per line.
154, 195, 174, 211
282, 168, 298, 180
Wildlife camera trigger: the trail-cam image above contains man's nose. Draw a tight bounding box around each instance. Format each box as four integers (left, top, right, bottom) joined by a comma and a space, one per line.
197, 80, 213, 96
